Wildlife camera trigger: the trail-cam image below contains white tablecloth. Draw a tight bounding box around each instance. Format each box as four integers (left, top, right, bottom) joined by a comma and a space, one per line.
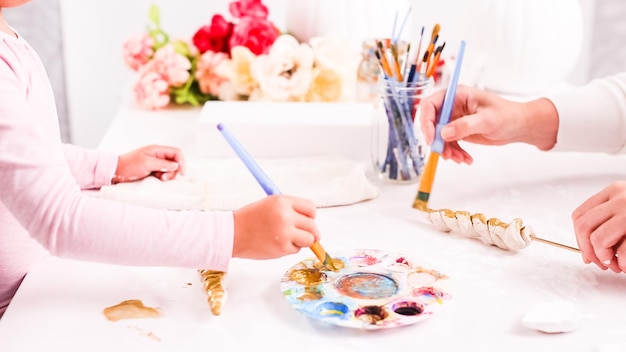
2, 105, 626, 352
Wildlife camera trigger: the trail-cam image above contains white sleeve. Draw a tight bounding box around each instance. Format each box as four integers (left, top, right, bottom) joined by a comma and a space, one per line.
546, 73, 626, 154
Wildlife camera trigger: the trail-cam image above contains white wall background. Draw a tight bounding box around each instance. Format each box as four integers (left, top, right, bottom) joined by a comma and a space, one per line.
6, 0, 622, 148
4, 0, 71, 142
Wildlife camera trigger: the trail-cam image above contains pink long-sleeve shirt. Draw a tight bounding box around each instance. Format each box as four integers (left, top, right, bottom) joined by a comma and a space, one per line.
0, 31, 234, 318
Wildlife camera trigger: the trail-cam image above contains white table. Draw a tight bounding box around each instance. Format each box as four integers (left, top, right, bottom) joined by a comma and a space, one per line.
2, 104, 626, 351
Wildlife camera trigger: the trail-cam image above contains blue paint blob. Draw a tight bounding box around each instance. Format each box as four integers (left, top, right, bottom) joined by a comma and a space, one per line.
335, 272, 398, 299
315, 302, 350, 318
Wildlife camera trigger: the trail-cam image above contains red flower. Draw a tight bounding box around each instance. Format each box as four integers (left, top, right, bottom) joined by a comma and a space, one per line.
229, 0, 268, 19
229, 17, 279, 55
192, 14, 234, 54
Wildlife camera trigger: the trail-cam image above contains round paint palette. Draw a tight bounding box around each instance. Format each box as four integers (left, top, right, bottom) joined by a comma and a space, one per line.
280, 249, 451, 330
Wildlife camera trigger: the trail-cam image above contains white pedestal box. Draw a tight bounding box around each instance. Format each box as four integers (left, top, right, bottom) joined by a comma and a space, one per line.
196, 101, 374, 160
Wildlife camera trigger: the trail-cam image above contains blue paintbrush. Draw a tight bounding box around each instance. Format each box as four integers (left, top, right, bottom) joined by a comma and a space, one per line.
217, 123, 337, 270
413, 40, 466, 210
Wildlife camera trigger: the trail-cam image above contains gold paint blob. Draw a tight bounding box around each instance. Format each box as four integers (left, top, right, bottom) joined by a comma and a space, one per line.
314, 258, 345, 271
198, 269, 226, 316
298, 286, 324, 301
289, 268, 326, 286
415, 266, 448, 280
103, 299, 161, 322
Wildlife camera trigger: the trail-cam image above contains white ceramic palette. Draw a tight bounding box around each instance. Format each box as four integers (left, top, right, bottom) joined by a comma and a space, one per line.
280, 249, 451, 330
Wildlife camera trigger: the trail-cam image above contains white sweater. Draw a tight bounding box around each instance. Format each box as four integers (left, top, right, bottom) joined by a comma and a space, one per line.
549, 73, 626, 154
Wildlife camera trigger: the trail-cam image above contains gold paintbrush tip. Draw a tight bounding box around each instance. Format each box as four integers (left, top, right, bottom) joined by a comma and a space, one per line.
413, 199, 428, 210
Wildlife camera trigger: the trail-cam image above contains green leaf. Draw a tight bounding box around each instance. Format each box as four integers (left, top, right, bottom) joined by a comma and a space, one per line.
145, 4, 169, 49
149, 29, 169, 50
147, 4, 161, 27
170, 79, 213, 107
172, 40, 191, 57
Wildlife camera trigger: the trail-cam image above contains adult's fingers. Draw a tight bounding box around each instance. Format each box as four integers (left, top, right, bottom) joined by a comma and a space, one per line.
572, 189, 609, 221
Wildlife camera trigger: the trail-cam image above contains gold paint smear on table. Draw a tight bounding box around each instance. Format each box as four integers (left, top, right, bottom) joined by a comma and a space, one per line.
127, 326, 162, 342
103, 299, 161, 322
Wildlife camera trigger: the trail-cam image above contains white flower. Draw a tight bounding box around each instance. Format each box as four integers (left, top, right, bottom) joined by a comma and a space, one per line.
218, 46, 259, 97
305, 67, 343, 102
309, 36, 360, 101
216, 81, 243, 101
249, 34, 315, 101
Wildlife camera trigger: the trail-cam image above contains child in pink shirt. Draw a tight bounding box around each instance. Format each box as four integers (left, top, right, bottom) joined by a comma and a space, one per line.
0, 1, 320, 318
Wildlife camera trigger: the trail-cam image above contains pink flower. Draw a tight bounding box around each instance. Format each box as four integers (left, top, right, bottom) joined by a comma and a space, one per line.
192, 14, 234, 54
195, 50, 229, 97
229, 16, 279, 55
150, 44, 192, 87
122, 33, 155, 71
229, 0, 268, 19
133, 69, 170, 110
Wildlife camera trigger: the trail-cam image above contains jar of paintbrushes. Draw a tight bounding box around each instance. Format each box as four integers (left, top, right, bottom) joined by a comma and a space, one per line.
371, 74, 433, 183
357, 39, 408, 103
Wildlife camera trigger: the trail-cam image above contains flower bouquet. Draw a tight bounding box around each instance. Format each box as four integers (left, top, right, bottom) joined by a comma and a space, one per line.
123, 0, 360, 110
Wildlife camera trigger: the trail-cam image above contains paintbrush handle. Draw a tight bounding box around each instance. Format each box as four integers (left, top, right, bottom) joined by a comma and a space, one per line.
310, 242, 328, 262
431, 40, 466, 154
413, 152, 440, 210
530, 235, 580, 253
217, 123, 280, 195
217, 123, 334, 266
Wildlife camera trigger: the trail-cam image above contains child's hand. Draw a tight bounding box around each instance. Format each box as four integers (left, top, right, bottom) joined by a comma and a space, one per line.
573, 181, 626, 273
112, 145, 185, 183
232, 195, 320, 259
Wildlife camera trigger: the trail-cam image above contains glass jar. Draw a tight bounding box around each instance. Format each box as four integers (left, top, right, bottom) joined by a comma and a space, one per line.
370, 75, 433, 183
356, 39, 409, 103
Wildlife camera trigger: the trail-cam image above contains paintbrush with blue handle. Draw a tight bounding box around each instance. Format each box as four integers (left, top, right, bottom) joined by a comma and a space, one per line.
217, 123, 337, 270
413, 40, 466, 210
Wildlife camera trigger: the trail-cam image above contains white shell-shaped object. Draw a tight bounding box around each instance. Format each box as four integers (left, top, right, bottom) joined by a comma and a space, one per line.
428, 210, 451, 232
471, 213, 491, 245
419, 208, 533, 251
487, 218, 508, 249
455, 211, 476, 239
441, 209, 462, 233
521, 300, 583, 333
505, 219, 533, 251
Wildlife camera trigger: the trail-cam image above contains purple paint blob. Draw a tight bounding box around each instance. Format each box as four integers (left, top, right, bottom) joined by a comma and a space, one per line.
392, 301, 424, 316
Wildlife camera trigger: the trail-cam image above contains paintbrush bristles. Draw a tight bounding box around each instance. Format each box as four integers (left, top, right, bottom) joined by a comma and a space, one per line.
390, 45, 404, 81
430, 23, 441, 41
414, 26, 425, 66
375, 42, 393, 78
426, 43, 446, 78
413, 152, 440, 209
412, 24, 445, 80
377, 40, 406, 82
311, 242, 338, 271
